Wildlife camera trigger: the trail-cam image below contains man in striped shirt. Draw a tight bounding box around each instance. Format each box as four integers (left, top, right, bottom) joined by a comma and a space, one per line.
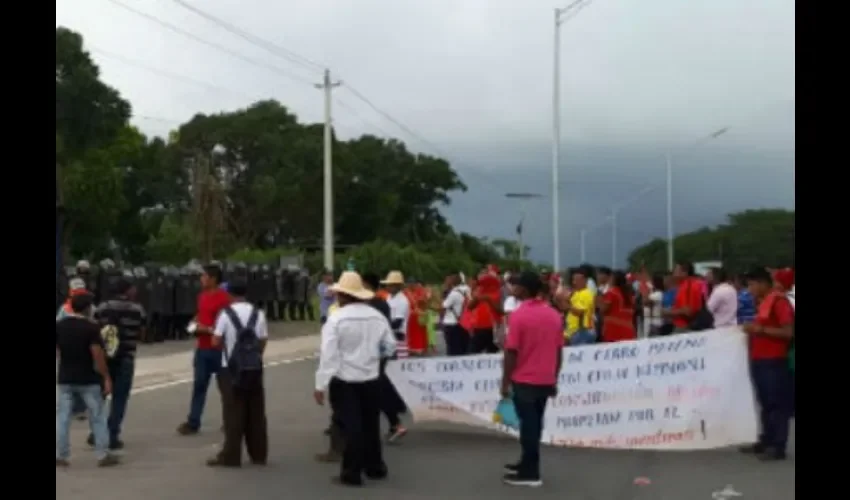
87, 278, 146, 450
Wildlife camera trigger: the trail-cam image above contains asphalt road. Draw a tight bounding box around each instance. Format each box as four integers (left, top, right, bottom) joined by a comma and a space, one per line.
56, 354, 795, 500
135, 320, 318, 358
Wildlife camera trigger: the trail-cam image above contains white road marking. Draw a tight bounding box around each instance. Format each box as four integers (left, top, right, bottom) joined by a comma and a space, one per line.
712, 485, 743, 499
130, 355, 317, 395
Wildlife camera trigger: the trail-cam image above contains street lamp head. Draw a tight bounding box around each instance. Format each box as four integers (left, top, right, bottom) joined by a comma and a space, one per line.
505, 192, 544, 199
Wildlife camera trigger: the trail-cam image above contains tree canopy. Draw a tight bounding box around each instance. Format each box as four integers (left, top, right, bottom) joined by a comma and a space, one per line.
627, 208, 795, 273
56, 27, 529, 280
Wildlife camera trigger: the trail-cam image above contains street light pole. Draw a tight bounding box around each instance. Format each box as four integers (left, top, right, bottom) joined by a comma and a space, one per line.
665, 152, 674, 271
611, 209, 618, 268
665, 127, 729, 271
551, 8, 562, 272
552, 0, 592, 272
506, 192, 544, 265
518, 209, 526, 262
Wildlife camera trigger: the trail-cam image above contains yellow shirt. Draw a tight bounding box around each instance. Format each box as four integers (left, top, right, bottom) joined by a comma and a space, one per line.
328, 302, 340, 316
565, 288, 595, 337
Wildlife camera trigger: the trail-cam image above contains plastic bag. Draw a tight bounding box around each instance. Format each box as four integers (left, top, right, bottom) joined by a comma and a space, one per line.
492, 398, 519, 430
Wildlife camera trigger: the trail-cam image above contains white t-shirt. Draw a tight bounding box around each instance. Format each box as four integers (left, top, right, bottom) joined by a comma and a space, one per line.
213, 303, 269, 367
442, 288, 467, 326
644, 290, 664, 330
387, 292, 410, 332
503, 296, 521, 314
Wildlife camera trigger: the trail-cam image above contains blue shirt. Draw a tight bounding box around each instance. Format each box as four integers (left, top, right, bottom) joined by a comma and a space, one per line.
662, 288, 677, 309
317, 283, 335, 317
737, 290, 756, 325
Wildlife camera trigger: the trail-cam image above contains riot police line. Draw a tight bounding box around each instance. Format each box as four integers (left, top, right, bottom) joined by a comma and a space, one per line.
56, 260, 316, 342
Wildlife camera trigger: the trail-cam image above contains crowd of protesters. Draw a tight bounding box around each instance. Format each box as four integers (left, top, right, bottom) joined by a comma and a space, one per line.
57, 257, 795, 488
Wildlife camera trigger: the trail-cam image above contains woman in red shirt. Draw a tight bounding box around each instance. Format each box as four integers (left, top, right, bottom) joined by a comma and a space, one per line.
404, 281, 429, 355
740, 267, 794, 461
598, 271, 637, 343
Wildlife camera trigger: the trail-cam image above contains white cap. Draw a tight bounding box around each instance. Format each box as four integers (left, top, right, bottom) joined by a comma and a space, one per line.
69, 277, 87, 291
76, 260, 90, 271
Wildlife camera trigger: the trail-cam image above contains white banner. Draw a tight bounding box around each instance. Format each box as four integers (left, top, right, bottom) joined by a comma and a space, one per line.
386, 328, 758, 450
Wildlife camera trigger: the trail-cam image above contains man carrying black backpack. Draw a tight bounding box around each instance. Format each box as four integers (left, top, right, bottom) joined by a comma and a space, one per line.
207, 280, 269, 468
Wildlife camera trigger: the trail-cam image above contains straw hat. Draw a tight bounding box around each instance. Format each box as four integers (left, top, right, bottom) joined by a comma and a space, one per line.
381, 271, 405, 285
331, 271, 375, 300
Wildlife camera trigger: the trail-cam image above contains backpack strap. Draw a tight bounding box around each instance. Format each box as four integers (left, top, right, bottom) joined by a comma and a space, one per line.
221, 306, 243, 361
246, 307, 260, 332
223, 306, 244, 332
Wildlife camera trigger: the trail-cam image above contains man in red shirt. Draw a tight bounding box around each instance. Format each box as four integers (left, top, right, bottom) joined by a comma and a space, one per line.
739, 267, 794, 461
665, 261, 704, 333
177, 265, 232, 435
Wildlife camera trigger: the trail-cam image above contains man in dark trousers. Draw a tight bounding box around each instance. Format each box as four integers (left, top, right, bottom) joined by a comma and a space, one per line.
314, 272, 396, 487
208, 280, 269, 467
87, 278, 145, 450
500, 271, 564, 487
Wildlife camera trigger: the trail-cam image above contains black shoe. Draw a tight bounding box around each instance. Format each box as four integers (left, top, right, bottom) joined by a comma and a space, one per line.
176, 422, 199, 436
739, 443, 766, 454
757, 448, 787, 461
109, 438, 124, 451
333, 476, 364, 487
504, 463, 520, 474
502, 473, 543, 487
365, 466, 388, 480
86, 434, 95, 447
97, 454, 121, 467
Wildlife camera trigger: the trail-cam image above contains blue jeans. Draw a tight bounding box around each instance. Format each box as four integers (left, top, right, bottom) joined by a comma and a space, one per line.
751, 358, 793, 452
570, 328, 597, 346
187, 349, 222, 430
512, 383, 551, 479
57, 384, 109, 460
107, 357, 135, 440
72, 393, 87, 414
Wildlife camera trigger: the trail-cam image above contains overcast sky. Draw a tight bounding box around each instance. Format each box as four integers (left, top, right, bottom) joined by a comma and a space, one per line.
56, 0, 795, 267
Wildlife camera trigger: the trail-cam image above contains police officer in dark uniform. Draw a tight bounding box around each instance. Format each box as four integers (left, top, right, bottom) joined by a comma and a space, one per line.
297, 269, 314, 321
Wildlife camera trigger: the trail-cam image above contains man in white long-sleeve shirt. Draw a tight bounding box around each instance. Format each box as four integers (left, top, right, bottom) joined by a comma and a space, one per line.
314, 271, 397, 488
382, 271, 410, 358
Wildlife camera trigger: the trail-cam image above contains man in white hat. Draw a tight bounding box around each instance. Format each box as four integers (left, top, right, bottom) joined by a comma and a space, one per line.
381, 271, 409, 356
314, 272, 396, 487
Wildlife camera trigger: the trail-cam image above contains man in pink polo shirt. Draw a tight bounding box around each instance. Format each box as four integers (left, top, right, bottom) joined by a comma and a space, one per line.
500, 271, 564, 488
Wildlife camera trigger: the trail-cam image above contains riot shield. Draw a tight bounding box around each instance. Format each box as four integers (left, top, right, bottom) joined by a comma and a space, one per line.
186, 268, 203, 316
98, 268, 125, 302
247, 264, 261, 304
174, 268, 195, 317
133, 267, 151, 317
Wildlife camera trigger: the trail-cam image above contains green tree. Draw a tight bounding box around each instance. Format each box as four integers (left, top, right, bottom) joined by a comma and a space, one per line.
56, 27, 133, 257
627, 208, 795, 273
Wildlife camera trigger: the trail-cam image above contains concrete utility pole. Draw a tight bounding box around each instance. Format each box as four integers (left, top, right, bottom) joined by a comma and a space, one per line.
315, 69, 342, 272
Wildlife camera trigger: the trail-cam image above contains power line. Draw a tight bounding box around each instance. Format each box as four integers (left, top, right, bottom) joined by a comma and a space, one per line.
156, 0, 478, 165
342, 85, 451, 158
334, 99, 397, 140
168, 0, 324, 73
89, 46, 396, 141
105, 0, 315, 86
90, 46, 258, 101
105, 0, 512, 192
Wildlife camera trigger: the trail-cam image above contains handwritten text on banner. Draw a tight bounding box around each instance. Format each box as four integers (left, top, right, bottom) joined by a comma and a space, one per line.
385, 328, 758, 450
